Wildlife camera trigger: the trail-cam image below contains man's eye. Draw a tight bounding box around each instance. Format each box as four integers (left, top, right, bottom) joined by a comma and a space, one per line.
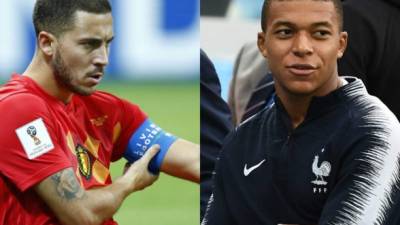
275, 29, 293, 38
82, 42, 94, 49
82, 40, 101, 49
82, 43, 92, 48
314, 30, 331, 39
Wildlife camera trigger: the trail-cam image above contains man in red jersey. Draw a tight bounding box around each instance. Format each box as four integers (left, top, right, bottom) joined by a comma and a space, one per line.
0, 0, 199, 225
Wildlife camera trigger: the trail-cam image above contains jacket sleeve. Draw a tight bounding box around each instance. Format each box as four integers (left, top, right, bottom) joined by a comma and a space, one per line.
201, 168, 237, 225
201, 133, 237, 225
319, 111, 400, 225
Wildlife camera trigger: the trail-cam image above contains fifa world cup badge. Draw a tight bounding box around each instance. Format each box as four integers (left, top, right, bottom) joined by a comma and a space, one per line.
26, 126, 41, 145
16, 118, 54, 160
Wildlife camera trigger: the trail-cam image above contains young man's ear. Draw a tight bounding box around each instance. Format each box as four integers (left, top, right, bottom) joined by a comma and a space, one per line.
38, 31, 56, 57
337, 31, 348, 59
257, 32, 268, 58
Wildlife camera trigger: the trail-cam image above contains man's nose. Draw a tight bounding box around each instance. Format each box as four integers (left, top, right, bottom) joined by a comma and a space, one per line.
292, 32, 313, 57
93, 45, 109, 67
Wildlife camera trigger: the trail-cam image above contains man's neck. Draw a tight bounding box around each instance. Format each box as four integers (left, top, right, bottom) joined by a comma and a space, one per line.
277, 77, 344, 129
23, 55, 73, 104
279, 93, 311, 129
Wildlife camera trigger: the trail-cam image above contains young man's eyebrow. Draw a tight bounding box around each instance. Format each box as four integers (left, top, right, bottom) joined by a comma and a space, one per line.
270, 20, 334, 29
310, 21, 333, 29
79, 38, 101, 43
79, 36, 114, 43
271, 20, 295, 28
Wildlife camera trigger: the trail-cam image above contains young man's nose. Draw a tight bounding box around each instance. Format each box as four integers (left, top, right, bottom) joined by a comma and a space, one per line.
93, 45, 109, 67
291, 32, 313, 57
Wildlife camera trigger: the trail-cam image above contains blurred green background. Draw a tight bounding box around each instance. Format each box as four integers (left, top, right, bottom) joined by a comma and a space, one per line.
99, 81, 199, 225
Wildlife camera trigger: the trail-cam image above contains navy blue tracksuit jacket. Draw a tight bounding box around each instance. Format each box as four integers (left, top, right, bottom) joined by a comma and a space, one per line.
203, 77, 400, 225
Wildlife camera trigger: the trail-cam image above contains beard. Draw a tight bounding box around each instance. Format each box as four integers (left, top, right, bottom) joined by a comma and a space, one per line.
51, 50, 94, 96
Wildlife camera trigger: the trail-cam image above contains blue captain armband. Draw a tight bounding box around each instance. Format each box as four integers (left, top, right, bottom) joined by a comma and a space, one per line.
124, 119, 177, 174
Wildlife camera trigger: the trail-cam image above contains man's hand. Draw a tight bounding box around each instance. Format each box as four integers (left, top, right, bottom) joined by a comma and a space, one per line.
121, 144, 160, 192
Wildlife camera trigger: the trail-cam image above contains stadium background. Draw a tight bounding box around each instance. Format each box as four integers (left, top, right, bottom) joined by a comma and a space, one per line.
201, 0, 263, 100
0, 0, 199, 224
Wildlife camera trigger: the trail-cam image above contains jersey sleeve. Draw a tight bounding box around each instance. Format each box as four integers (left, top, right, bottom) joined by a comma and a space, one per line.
0, 94, 71, 191
110, 97, 148, 161
319, 117, 400, 224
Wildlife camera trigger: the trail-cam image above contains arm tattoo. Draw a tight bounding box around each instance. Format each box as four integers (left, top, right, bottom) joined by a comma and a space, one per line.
50, 169, 86, 200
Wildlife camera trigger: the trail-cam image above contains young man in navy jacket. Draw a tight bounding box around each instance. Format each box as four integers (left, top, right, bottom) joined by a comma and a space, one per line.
202, 0, 400, 224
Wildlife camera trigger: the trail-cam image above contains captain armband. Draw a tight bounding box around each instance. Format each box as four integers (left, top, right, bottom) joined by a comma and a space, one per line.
124, 119, 177, 174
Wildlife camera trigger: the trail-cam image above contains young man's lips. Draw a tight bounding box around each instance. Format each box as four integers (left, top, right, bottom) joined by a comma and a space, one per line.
287, 64, 317, 76
91, 72, 103, 77
87, 73, 103, 84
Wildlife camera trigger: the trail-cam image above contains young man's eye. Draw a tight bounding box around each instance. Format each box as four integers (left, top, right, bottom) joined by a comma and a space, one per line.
82, 43, 92, 48
275, 29, 293, 38
313, 30, 331, 39
82, 42, 94, 49
81, 40, 101, 49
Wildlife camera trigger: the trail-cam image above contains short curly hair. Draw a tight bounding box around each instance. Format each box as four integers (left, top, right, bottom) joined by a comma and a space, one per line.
33, 0, 112, 37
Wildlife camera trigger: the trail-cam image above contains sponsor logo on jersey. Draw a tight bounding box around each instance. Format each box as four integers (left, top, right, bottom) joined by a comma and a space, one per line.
243, 159, 266, 176
90, 115, 108, 127
311, 148, 331, 194
15, 118, 54, 160
75, 144, 92, 180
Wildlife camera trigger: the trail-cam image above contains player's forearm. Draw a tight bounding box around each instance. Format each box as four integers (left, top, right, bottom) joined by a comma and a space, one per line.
34, 147, 159, 225
60, 188, 126, 225
79, 177, 131, 224
80, 150, 160, 222
35, 168, 131, 225
161, 138, 200, 183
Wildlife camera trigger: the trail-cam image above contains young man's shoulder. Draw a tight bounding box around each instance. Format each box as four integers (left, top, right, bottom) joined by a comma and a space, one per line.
0, 90, 49, 113
223, 106, 275, 154
237, 105, 274, 130
344, 91, 400, 156
0, 80, 36, 102
339, 78, 398, 129
350, 91, 399, 128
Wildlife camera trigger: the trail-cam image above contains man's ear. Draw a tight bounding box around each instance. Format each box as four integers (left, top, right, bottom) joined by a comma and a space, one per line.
38, 31, 56, 57
257, 32, 268, 58
337, 31, 348, 59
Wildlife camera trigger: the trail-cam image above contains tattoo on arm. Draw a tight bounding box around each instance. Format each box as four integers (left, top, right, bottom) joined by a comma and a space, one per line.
50, 169, 86, 200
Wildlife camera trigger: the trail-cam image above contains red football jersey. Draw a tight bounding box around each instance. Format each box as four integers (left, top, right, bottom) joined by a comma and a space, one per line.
0, 74, 147, 225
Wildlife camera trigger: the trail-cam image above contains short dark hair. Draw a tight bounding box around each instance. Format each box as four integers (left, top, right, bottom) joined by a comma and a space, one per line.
33, 0, 112, 37
261, 0, 343, 32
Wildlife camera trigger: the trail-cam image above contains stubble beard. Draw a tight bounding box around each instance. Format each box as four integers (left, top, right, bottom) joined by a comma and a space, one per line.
52, 50, 94, 96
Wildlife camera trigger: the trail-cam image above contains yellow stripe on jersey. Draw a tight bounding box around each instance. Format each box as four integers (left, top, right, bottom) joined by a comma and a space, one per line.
84, 134, 100, 158
66, 132, 76, 155
112, 122, 121, 144
92, 160, 109, 184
